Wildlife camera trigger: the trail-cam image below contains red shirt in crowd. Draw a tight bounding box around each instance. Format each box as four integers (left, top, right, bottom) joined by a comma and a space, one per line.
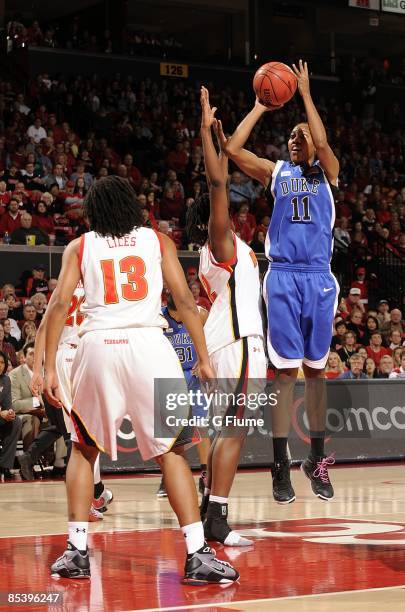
0, 212, 21, 235
366, 346, 391, 366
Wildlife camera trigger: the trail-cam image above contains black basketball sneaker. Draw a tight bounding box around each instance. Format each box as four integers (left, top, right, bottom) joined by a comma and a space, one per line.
51, 541, 90, 578
183, 544, 239, 585
270, 459, 296, 504
204, 501, 252, 546
301, 454, 335, 500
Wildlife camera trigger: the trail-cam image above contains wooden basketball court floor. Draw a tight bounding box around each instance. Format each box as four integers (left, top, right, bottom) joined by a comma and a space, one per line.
1, 463, 405, 611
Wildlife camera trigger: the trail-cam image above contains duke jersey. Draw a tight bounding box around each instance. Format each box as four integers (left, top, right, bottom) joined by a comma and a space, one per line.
265, 160, 336, 268
162, 306, 197, 380
58, 280, 85, 346
78, 228, 166, 335
199, 232, 263, 355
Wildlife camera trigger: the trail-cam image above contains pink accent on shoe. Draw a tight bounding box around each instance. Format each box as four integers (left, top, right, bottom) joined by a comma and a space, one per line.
313, 454, 335, 483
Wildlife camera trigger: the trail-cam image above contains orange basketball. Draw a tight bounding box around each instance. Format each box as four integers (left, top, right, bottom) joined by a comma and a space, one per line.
253, 62, 297, 107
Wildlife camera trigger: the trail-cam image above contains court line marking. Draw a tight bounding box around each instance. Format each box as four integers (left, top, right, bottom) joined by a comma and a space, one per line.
0, 514, 340, 540
3, 514, 405, 539
128, 585, 405, 611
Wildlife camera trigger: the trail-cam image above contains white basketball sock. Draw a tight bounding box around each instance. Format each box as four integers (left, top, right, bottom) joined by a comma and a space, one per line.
181, 521, 205, 554
209, 495, 228, 504
68, 522, 89, 552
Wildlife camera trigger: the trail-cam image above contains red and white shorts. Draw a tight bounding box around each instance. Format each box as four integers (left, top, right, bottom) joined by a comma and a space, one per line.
70, 327, 192, 461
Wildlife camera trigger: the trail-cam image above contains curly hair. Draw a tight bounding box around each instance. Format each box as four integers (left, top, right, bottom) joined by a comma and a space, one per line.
84, 176, 143, 238
185, 193, 211, 246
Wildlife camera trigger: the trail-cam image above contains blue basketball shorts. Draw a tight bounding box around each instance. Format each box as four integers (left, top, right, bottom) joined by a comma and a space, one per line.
263, 264, 339, 369
185, 371, 208, 419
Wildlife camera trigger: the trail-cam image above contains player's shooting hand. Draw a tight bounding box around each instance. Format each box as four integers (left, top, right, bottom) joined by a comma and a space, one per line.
44, 370, 63, 409
200, 86, 217, 129
292, 59, 310, 98
30, 372, 44, 397
254, 98, 283, 113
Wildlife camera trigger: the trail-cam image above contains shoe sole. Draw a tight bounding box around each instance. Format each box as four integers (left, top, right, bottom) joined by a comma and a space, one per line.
156, 493, 168, 498
182, 576, 237, 585
51, 571, 90, 579
300, 463, 334, 501
274, 496, 296, 505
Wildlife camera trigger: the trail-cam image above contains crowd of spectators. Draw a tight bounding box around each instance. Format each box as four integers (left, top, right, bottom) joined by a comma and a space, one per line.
0, 67, 403, 258
7, 16, 183, 59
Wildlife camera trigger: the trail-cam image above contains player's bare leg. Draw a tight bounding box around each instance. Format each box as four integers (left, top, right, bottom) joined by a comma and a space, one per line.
201, 428, 252, 547
156, 448, 239, 584
51, 441, 98, 578
301, 364, 335, 500
270, 368, 298, 504
197, 436, 210, 494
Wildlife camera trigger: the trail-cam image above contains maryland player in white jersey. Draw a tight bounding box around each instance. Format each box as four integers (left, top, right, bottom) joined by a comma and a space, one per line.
30, 281, 113, 521
186, 88, 267, 547
44, 176, 238, 584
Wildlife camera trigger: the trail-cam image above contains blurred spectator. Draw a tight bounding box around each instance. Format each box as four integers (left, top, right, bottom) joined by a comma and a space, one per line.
392, 346, 404, 369
376, 354, 394, 379
190, 282, 211, 311
365, 357, 377, 379
338, 354, 367, 379
0, 301, 21, 341
44, 164, 67, 190
1, 319, 19, 350
337, 331, 358, 366
20, 304, 39, 329
0, 351, 22, 480
366, 332, 391, 366
30, 293, 47, 322
26, 118, 47, 144
10, 212, 49, 245
9, 343, 44, 451
0, 323, 17, 367
331, 320, 348, 351
346, 309, 365, 342
345, 288, 365, 315
389, 349, 405, 379
376, 299, 390, 326
0, 198, 22, 236
250, 229, 266, 253
17, 321, 37, 351
229, 172, 255, 207
362, 315, 380, 346
380, 309, 404, 342
334, 217, 351, 251
26, 265, 49, 297
389, 329, 403, 351
350, 267, 368, 304
325, 351, 345, 379
32, 201, 55, 235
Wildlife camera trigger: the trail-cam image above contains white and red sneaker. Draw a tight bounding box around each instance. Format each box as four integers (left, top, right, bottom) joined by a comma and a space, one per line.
89, 505, 104, 522
92, 487, 114, 513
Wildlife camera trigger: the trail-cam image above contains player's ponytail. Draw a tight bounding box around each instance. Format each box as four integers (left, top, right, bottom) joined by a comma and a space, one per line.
185, 193, 210, 246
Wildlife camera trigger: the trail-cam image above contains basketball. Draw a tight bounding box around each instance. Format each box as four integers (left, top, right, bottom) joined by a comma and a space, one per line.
253, 62, 297, 107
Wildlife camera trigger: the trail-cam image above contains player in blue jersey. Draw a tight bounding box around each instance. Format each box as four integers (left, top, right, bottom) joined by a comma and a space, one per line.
221, 60, 339, 502
156, 293, 211, 498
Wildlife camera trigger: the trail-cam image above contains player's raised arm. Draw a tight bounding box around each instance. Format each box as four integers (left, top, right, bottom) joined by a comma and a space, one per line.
44, 239, 81, 404
292, 60, 339, 185
160, 234, 213, 381
200, 86, 233, 263
222, 100, 276, 187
